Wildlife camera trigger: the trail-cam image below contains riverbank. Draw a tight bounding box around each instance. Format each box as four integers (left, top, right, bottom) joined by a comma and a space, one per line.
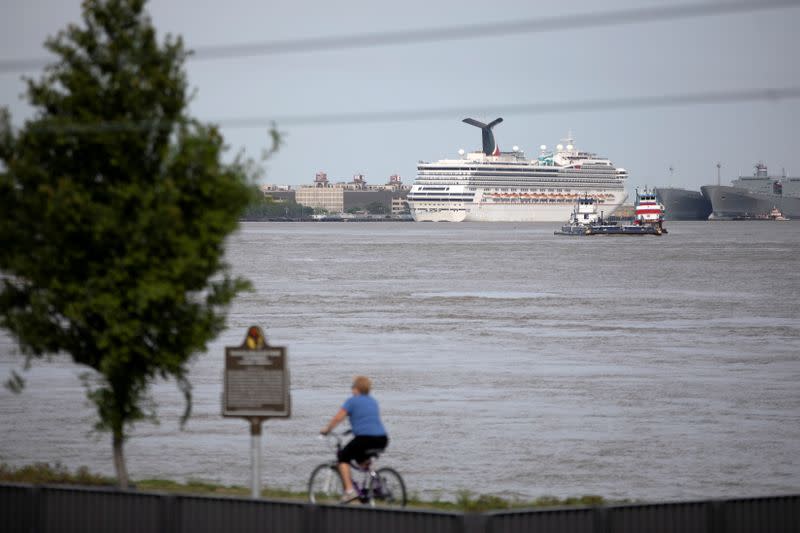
239, 216, 413, 222
0, 462, 612, 512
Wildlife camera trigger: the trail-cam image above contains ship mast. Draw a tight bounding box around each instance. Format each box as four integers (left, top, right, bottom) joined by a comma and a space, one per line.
561, 130, 575, 153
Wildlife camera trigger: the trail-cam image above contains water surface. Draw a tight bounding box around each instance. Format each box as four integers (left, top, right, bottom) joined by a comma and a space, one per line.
1, 221, 798, 501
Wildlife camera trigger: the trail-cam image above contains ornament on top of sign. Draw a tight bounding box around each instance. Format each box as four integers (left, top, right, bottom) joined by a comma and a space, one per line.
244, 326, 267, 350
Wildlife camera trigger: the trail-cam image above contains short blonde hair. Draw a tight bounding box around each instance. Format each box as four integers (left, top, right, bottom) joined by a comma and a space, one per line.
351, 375, 372, 394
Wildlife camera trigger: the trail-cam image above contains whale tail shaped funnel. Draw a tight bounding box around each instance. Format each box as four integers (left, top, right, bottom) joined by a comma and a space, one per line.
462, 117, 503, 155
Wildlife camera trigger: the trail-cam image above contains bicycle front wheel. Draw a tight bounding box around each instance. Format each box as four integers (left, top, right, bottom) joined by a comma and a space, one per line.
308, 463, 344, 504
369, 467, 407, 508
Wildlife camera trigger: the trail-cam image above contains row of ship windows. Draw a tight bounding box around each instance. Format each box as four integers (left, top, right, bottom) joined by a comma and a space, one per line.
417, 166, 619, 172
416, 171, 621, 176
416, 175, 623, 180
416, 174, 622, 180
412, 192, 618, 198
415, 176, 625, 182
408, 193, 475, 200
415, 182, 624, 188
416, 172, 622, 176
411, 199, 609, 204
413, 188, 605, 194
485, 188, 585, 193
410, 192, 465, 196
409, 198, 473, 201
416, 166, 620, 170
417, 176, 622, 182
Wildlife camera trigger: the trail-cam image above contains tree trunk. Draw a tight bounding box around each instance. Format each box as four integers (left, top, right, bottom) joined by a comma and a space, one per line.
113, 430, 129, 489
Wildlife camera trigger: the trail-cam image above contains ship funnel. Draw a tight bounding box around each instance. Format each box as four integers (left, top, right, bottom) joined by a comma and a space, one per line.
462, 117, 503, 156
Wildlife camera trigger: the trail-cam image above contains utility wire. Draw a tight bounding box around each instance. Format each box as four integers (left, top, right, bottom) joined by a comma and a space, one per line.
18, 87, 800, 133
229, 88, 800, 127
1, 0, 798, 74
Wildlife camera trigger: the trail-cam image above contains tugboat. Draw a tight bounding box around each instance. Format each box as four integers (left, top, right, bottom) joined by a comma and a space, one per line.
554, 197, 602, 235
633, 188, 668, 234
769, 206, 790, 221
555, 192, 667, 236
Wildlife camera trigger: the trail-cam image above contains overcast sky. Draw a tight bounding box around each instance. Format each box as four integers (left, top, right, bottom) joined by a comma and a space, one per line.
2, 0, 799, 191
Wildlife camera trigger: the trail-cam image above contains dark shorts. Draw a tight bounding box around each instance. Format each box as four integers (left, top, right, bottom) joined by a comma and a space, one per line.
338, 435, 389, 464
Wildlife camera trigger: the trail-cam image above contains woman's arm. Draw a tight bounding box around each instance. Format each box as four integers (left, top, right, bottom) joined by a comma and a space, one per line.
320, 408, 348, 435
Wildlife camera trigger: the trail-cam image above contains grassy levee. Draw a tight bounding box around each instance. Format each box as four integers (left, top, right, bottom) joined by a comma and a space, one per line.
0, 462, 115, 486
0, 462, 616, 512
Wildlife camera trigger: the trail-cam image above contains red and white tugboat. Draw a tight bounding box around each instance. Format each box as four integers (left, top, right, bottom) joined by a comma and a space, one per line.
634, 188, 667, 234
769, 206, 790, 221
555, 195, 666, 236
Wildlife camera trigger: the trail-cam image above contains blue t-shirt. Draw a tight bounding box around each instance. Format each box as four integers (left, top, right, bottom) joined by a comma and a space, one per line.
342, 394, 387, 437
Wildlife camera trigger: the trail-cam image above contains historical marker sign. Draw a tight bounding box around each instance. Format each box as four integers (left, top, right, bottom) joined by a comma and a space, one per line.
223, 326, 290, 418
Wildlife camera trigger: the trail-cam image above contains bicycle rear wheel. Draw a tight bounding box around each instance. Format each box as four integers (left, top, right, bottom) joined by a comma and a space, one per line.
369, 467, 407, 508
308, 463, 344, 504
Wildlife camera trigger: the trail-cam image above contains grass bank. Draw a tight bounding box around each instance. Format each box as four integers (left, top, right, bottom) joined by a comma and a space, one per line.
0, 462, 615, 512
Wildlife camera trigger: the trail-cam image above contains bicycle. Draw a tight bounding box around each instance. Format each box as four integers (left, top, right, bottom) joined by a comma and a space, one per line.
307, 430, 407, 508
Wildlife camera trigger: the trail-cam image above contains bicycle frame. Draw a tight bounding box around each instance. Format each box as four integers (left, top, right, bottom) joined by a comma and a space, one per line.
316, 431, 386, 505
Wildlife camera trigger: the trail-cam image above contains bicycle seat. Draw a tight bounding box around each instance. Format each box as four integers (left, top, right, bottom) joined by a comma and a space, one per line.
364, 448, 383, 458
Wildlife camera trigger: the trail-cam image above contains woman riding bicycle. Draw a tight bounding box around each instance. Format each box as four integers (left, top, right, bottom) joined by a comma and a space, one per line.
320, 375, 389, 501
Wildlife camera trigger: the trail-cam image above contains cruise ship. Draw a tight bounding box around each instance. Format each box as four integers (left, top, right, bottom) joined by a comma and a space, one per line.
407, 118, 628, 222
701, 163, 800, 220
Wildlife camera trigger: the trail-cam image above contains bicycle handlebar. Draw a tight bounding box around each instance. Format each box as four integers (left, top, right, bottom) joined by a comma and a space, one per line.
319, 428, 352, 450
320, 429, 351, 437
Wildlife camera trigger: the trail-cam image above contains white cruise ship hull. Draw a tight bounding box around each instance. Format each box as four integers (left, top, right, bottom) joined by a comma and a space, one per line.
410, 191, 628, 222
411, 208, 469, 222
464, 201, 618, 222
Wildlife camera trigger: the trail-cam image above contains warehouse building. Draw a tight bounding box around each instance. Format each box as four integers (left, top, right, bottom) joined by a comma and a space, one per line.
295, 172, 407, 214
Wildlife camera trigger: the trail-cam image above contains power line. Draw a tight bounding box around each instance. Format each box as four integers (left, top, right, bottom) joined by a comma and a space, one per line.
225, 87, 800, 126
193, 0, 800, 60
1, 0, 798, 74
18, 87, 800, 133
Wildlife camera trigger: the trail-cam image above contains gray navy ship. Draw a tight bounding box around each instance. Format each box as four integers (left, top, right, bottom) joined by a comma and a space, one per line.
701, 163, 800, 220
654, 187, 712, 220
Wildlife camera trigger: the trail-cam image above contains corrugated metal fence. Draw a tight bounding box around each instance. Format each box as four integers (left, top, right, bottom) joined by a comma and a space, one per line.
1, 483, 797, 533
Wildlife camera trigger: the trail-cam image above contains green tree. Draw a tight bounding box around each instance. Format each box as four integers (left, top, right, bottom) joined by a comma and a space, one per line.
0, 0, 255, 488
240, 193, 313, 220
365, 201, 387, 215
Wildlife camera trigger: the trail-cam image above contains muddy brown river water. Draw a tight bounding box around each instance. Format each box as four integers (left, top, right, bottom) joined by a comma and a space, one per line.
1, 221, 798, 501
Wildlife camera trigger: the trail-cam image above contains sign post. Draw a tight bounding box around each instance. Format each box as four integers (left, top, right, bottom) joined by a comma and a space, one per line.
223, 326, 290, 498
249, 417, 265, 499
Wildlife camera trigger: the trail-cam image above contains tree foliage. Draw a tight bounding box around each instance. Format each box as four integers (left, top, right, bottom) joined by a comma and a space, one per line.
365, 201, 388, 215
240, 193, 313, 220
0, 0, 253, 486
